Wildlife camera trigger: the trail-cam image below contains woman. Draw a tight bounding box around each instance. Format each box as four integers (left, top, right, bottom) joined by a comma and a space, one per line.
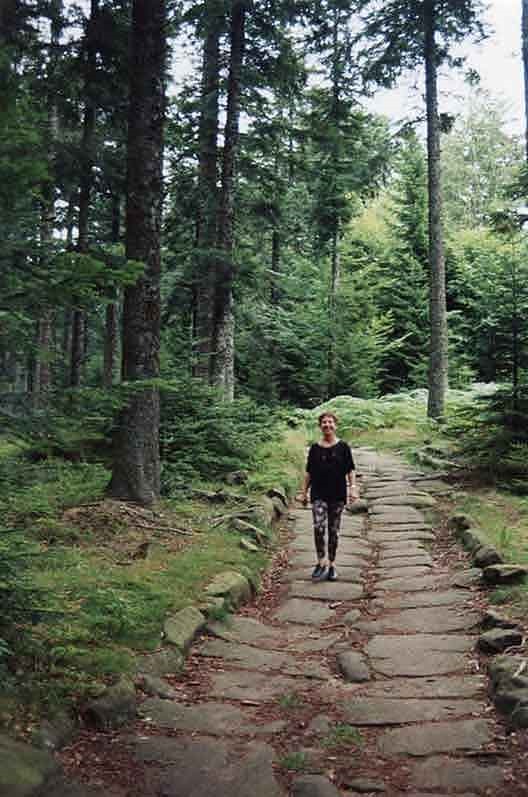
300, 412, 358, 581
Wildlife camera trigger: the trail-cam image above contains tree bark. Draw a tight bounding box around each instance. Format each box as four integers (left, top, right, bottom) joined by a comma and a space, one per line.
103, 193, 120, 388
107, 0, 166, 505
523, 0, 528, 160
211, 0, 246, 400
193, 0, 223, 380
71, 0, 99, 387
424, 0, 448, 419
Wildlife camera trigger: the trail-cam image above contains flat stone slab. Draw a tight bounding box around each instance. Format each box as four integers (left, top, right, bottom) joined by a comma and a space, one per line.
368, 634, 474, 657
293, 633, 343, 653
450, 569, 483, 588
371, 495, 436, 509
410, 756, 504, 792
412, 479, 452, 494
377, 719, 494, 756
370, 532, 435, 544
288, 581, 363, 601
373, 590, 470, 609
291, 774, 341, 797
290, 553, 368, 570
140, 699, 285, 736
377, 544, 428, 558
274, 598, 335, 625
291, 537, 370, 556
376, 555, 433, 569
375, 575, 443, 592
206, 616, 283, 646
285, 566, 363, 583
363, 607, 481, 634
343, 697, 483, 725
358, 675, 486, 699
136, 737, 283, 797
209, 669, 310, 702
374, 566, 432, 580
367, 634, 472, 677
198, 639, 295, 671
370, 507, 425, 522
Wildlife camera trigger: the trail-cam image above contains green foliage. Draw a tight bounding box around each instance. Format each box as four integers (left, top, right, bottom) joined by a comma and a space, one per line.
279, 751, 308, 772
159, 379, 281, 490
321, 723, 363, 749
446, 385, 528, 489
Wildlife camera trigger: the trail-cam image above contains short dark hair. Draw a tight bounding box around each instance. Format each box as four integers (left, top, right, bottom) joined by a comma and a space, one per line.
318, 411, 338, 426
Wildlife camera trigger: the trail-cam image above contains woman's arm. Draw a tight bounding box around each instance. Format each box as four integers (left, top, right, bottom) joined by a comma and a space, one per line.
301, 472, 311, 505
347, 469, 359, 502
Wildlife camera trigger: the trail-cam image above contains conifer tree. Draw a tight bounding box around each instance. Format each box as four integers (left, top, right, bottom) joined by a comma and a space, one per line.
358, 0, 485, 417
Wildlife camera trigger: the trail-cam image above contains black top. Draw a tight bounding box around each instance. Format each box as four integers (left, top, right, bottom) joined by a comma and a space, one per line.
306, 440, 355, 503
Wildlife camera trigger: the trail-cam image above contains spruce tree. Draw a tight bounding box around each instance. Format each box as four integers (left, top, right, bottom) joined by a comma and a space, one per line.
357, 0, 485, 417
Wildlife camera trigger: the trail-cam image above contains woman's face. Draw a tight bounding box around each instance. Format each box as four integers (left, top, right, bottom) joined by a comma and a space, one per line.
319, 415, 337, 436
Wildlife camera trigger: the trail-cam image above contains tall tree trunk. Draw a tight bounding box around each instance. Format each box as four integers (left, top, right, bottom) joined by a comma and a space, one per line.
327, 6, 341, 399
71, 0, 99, 387
424, 0, 448, 419
523, 0, 528, 160
211, 1, 246, 400
193, 0, 222, 380
103, 193, 120, 388
33, 4, 62, 397
107, 0, 166, 505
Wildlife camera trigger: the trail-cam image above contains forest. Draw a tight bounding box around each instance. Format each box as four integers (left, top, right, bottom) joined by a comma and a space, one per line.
2, 0, 528, 774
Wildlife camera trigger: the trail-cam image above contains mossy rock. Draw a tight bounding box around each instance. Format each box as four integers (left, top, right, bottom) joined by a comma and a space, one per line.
0, 734, 59, 797
84, 677, 137, 730
164, 606, 205, 653
204, 570, 252, 608
136, 646, 184, 677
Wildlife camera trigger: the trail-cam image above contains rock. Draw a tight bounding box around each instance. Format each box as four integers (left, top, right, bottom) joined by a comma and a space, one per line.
343, 609, 361, 625
31, 713, 76, 752
232, 518, 270, 546
337, 651, 370, 682
377, 719, 494, 756
84, 677, 137, 730
136, 646, 184, 677
164, 606, 205, 653
140, 698, 285, 736
225, 470, 248, 485
240, 536, 259, 552
138, 674, 177, 699
482, 609, 518, 630
488, 655, 527, 690
288, 581, 363, 601
482, 564, 528, 585
473, 545, 502, 568
267, 487, 287, 505
410, 757, 504, 792
456, 528, 488, 552
307, 715, 332, 734
478, 628, 523, 654
274, 599, 336, 626
342, 697, 482, 725
291, 774, 341, 797
511, 702, 528, 728
370, 494, 436, 509
346, 499, 368, 514
0, 733, 59, 797
450, 568, 482, 588
494, 686, 528, 714
449, 513, 474, 532
204, 570, 252, 608
346, 778, 386, 793
199, 596, 227, 617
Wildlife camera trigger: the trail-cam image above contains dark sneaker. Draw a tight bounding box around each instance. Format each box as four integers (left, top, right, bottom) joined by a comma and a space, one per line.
311, 564, 327, 581
327, 566, 337, 581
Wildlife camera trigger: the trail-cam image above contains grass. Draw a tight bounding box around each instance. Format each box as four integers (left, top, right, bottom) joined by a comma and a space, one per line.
0, 423, 308, 725
321, 724, 363, 749
279, 751, 308, 772
277, 692, 304, 710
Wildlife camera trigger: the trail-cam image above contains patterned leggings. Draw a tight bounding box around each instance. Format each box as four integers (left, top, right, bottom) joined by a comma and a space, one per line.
312, 499, 345, 562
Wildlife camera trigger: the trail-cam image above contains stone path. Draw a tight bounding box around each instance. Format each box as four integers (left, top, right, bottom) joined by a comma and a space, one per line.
79, 449, 528, 795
